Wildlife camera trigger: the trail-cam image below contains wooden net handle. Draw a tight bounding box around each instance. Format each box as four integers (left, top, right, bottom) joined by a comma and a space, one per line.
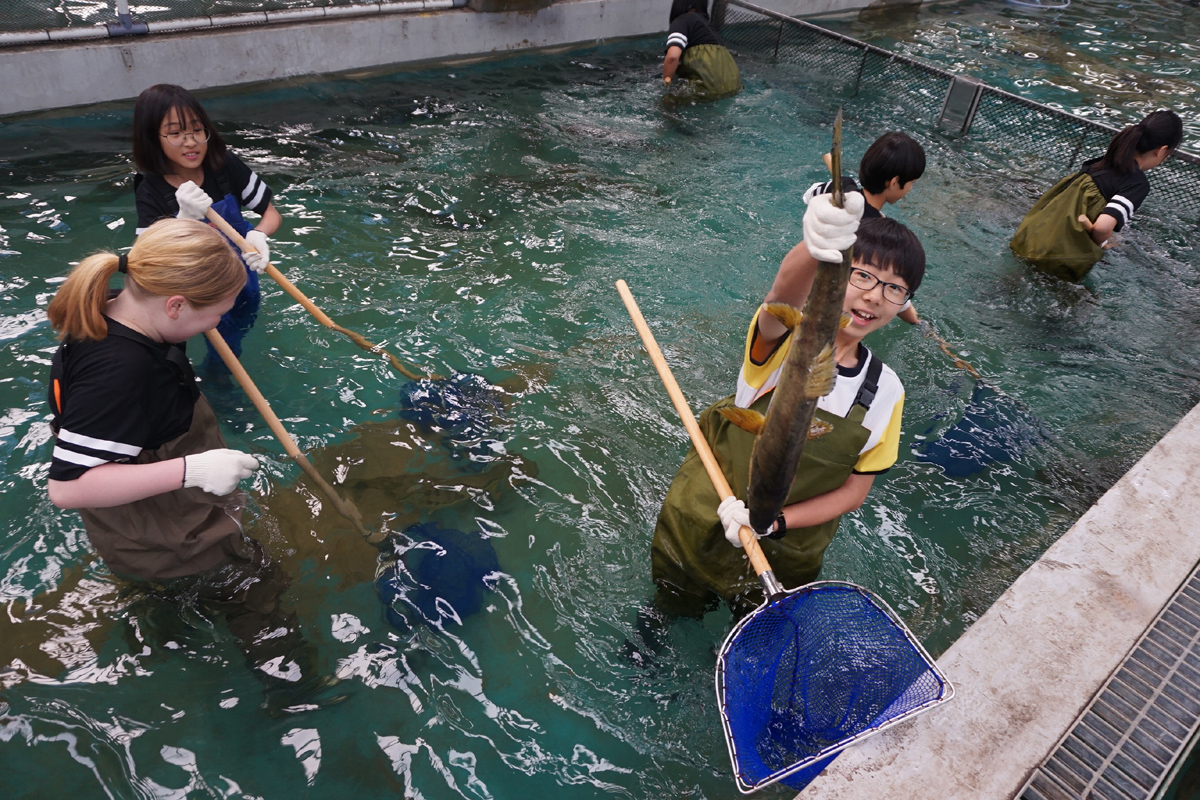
615, 280, 774, 578
203, 329, 382, 544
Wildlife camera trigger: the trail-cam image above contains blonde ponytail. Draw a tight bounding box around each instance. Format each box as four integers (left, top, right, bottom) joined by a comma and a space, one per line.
46, 252, 121, 341
47, 218, 245, 342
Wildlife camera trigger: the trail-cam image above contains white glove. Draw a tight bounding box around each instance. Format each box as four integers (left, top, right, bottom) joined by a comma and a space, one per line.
243, 230, 271, 273
802, 191, 864, 263
718, 496, 754, 548
175, 181, 212, 221
183, 449, 259, 495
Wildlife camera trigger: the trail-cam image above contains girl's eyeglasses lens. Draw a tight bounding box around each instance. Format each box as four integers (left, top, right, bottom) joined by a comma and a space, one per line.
162, 129, 210, 147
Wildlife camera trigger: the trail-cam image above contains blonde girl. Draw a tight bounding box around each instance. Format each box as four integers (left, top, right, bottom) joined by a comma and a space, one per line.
47, 217, 259, 581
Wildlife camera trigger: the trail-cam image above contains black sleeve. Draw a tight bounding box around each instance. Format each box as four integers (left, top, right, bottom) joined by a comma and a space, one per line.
1097, 171, 1150, 233
134, 175, 177, 233
666, 16, 690, 52
223, 153, 274, 216
49, 344, 153, 481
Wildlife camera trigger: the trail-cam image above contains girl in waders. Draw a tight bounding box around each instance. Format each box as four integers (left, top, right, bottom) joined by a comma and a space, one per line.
651, 210, 925, 618
1010, 110, 1183, 281
132, 83, 284, 359
46, 219, 326, 711
662, 0, 741, 105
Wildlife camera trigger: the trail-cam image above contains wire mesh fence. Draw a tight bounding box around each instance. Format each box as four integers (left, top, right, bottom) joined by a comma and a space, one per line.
719, 0, 1200, 224
0, 0, 386, 33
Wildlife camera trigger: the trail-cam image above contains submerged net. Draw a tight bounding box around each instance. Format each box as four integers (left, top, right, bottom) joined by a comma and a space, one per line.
716, 582, 951, 793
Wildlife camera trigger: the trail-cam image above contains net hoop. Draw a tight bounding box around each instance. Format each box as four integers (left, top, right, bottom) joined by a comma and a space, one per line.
715, 581, 955, 794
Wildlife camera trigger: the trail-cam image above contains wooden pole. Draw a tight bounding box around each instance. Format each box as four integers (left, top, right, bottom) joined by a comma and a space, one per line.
615, 280, 776, 580
203, 329, 383, 544
204, 209, 430, 381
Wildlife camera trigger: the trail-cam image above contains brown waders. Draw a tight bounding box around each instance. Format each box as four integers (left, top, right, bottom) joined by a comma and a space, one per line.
80, 396, 324, 710
1010, 172, 1108, 281
651, 391, 871, 618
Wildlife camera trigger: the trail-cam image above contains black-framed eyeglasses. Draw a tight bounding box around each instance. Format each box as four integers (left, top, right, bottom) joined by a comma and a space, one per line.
160, 127, 210, 147
848, 267, 912, 305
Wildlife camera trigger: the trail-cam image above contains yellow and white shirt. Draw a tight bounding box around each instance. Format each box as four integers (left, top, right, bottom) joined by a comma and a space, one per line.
734, 306, 905, 474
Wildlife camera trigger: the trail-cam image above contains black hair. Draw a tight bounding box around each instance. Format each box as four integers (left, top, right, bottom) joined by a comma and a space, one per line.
853, 217, 925, 295
132, 84, 227, 177
669, 0, 708, 22
1094, 110, 1184, 175
858, 132, 926, 195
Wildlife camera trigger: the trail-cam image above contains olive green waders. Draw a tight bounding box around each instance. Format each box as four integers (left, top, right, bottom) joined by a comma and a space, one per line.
651, 392, 871, 615
668, 43, 742, 105
1010, 172, 1108, 281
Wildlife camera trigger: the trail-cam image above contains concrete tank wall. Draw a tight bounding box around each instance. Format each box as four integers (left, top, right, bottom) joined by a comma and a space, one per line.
0, 0, 906, 117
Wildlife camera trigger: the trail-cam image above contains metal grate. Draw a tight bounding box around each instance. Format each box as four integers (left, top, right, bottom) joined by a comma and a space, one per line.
718, 0, 1200, 226
1016, 561, 1200, 800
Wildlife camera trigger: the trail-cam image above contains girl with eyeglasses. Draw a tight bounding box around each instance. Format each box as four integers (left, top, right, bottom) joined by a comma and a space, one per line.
132, 84, 285, 358
1010, 110, 1183, 281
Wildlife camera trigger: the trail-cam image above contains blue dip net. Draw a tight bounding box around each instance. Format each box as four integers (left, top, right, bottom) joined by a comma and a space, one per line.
397, 372, 507, 459
716, 581, 953, 793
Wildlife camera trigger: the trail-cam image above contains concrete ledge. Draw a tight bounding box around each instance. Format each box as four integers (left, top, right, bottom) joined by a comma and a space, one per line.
807, 402, 1200, 799
0, 0, 886, 118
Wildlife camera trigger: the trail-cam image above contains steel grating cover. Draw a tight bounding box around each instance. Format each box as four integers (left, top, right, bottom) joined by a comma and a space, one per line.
1016, 562, 1200, 800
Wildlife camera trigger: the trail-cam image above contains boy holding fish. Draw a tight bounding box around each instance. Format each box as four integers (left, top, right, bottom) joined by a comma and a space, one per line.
651, 194, 925, 617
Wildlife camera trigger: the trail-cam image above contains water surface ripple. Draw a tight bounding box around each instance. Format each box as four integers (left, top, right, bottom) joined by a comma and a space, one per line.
1, 35, 1199, 798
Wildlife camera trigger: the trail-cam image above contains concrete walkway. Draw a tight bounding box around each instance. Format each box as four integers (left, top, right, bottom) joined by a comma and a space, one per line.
806, 403, 1200, 798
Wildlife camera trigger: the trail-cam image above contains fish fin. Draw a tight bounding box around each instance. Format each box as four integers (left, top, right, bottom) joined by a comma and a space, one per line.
808, 418, 834, 439
718, 407, 766, 435
839, 311, 851, 330
805, 344, 837, 398
763, 303, 804, 330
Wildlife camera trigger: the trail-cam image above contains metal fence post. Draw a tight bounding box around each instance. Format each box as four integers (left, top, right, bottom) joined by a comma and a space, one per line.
851, 49, 867, 97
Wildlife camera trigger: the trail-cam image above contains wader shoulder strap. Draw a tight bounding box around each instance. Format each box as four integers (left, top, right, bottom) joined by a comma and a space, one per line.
50, 342, 68, 432
852, 354, 884, 412
214, 166, 234, 201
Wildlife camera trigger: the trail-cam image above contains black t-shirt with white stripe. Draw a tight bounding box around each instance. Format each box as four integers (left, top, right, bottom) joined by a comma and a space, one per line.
1082, 157, 1150, 233
49, 319, 198, 482
134, 152, 273, 234
803, 176, 884, 219
666, 11, 722, 53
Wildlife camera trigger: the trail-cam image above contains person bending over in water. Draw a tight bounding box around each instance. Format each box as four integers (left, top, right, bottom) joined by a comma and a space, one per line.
1010, 110, 1183, 281
805, 131, 925, 324
132, 83, 284, 359
662, 0, 741, 104
650, 199, 925, 620
46, 219, 326, 711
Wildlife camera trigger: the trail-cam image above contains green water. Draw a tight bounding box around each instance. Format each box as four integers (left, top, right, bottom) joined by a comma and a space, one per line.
2, 30, 1200, 798
817, 0, 1200, 139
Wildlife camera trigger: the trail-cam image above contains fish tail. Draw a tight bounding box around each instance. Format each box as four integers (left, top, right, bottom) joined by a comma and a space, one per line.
718, 406, 766, 435
839, 311, 851, 330
804, 344, 837, 398
808, 418, 834, 439
764, 303, 804, 330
